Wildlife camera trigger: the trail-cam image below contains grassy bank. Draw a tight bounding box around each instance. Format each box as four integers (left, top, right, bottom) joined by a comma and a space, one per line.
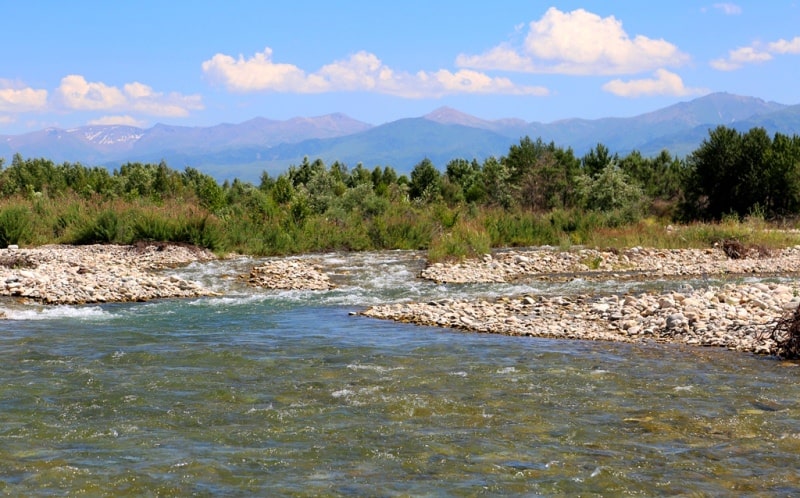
3, 191, 799, 262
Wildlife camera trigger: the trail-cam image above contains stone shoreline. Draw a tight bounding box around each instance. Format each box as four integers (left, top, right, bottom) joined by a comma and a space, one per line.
0, 243, 219, 305
363, 246, 800, 356
420, 246, 800, 283
0, 244, 341, 307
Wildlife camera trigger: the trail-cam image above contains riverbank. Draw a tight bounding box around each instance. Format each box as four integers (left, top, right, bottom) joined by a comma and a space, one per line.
0, 244, 343, 306
0, 243, 219, 305
420, 245, 800, 283
363, 245, 800, 356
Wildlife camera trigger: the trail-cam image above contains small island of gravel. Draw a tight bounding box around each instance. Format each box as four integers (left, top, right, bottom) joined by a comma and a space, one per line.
362, 244, 800, 357
0, 243, 219, 305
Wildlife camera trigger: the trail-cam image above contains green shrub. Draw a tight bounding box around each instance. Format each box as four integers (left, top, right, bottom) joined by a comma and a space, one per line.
71, 209, 125, 245
428, 220, 491, 262
180, 216, 224, 252
0, 206, 31, 247
132, 214, 176, 243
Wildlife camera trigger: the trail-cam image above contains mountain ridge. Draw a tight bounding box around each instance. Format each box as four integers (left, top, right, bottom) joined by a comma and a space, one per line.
1, 92, 798, 182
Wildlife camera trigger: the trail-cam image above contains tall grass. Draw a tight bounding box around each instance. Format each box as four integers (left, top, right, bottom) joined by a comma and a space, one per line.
428, 218, 491, 262
1, 185, 799, 258
0, 206, 31, 248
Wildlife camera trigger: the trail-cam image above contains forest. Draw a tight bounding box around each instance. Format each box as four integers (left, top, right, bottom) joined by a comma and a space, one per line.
1, 125, 799, 260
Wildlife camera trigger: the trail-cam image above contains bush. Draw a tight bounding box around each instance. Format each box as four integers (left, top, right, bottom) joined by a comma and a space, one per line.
180, 215, 224, 252
71, 209, 125, 245
428, 219, 492, 262
0, 206, 31, 247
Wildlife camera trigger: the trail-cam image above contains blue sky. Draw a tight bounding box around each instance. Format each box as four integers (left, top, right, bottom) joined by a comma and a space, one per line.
1, 1, 798, 134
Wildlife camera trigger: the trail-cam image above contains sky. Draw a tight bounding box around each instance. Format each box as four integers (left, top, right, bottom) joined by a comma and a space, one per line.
1, 1, 798, 134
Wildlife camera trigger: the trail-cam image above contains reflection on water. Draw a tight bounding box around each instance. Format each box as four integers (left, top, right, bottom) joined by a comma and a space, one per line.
1, 251, 799, 495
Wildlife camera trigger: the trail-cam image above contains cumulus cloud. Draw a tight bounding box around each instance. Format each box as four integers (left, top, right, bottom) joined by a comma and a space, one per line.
710, 36, 800, 70
201, 47, 548, 97
602, 69, 707, 97
0, 80, 48, 112
87, 115, 147, 127
54, 75, 203, 116
456, 7, 689, 75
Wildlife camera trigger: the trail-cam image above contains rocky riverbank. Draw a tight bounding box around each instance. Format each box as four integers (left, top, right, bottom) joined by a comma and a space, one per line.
420, 246, 800, 283
362, 282, 797, 355
363, 245, 800, 356
0, 243, 218, 305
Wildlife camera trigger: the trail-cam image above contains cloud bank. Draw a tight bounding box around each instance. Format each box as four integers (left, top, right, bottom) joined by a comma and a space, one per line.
201, 48, 548, 98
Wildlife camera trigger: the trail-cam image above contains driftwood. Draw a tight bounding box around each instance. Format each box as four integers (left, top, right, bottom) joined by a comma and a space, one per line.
721, 239, 772, 260
763, 302, 800, 359
0, 252, 34, 269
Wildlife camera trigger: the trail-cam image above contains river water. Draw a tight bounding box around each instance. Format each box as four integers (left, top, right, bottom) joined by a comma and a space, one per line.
1, 251, 799, 496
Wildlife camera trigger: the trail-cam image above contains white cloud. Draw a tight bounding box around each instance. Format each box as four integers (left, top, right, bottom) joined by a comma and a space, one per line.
201, 47, 547, 97
54, 75, 203, 116
602, 69, 707, 97
0, 80, 48, 112
87, 115, 147, 127
713, 3, 743, 15
456, 7, 689, 75
202, 47, 320, 93
768, 36, 800, 54
709, 38, 795, 70
56, 75, 126, 110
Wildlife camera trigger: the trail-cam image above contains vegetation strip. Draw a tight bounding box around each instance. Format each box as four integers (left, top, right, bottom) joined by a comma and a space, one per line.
2, 125, 800, 262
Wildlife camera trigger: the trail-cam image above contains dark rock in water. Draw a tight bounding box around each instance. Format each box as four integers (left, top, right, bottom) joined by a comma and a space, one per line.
750, 399, 785, 412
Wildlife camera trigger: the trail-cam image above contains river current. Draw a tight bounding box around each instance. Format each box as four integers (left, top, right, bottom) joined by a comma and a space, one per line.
1, 251, 799, 496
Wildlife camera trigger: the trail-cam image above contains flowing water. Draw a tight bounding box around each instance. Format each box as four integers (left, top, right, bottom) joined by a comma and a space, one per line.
1, 251, 799, 496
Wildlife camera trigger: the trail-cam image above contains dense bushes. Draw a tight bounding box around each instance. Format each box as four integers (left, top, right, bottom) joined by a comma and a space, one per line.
1, 125, 800, 259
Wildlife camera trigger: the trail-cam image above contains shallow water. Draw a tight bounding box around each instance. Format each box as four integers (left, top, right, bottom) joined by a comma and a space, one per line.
1, 251, 799, 496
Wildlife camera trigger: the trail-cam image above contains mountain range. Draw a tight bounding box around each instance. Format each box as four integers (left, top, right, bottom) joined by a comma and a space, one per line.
2, 92, 799, 183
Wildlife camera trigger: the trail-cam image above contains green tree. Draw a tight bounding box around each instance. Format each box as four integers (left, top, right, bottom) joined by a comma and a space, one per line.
764, 133, 800, 215
443, 158, 482, 204
408, 158, 441, 201
481, 156, 513, 209
576, 162, 644, 221
347, 163, 373, 188
682, 125, 772, 219
582, 143, 617, 178
270, 174, 295, 204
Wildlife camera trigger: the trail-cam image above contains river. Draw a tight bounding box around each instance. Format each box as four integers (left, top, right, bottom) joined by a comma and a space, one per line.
1, 251, 798, 496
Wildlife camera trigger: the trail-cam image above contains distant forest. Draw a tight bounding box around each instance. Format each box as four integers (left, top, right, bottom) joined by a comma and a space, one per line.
1, 125, 799, 258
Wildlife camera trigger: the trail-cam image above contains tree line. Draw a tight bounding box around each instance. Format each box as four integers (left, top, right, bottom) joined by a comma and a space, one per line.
0, 125, 799, 256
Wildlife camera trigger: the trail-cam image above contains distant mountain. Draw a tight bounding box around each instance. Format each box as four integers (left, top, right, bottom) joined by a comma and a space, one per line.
0, 113, 372, 168
424, 106, 528, 133
1, 92, 798, 182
